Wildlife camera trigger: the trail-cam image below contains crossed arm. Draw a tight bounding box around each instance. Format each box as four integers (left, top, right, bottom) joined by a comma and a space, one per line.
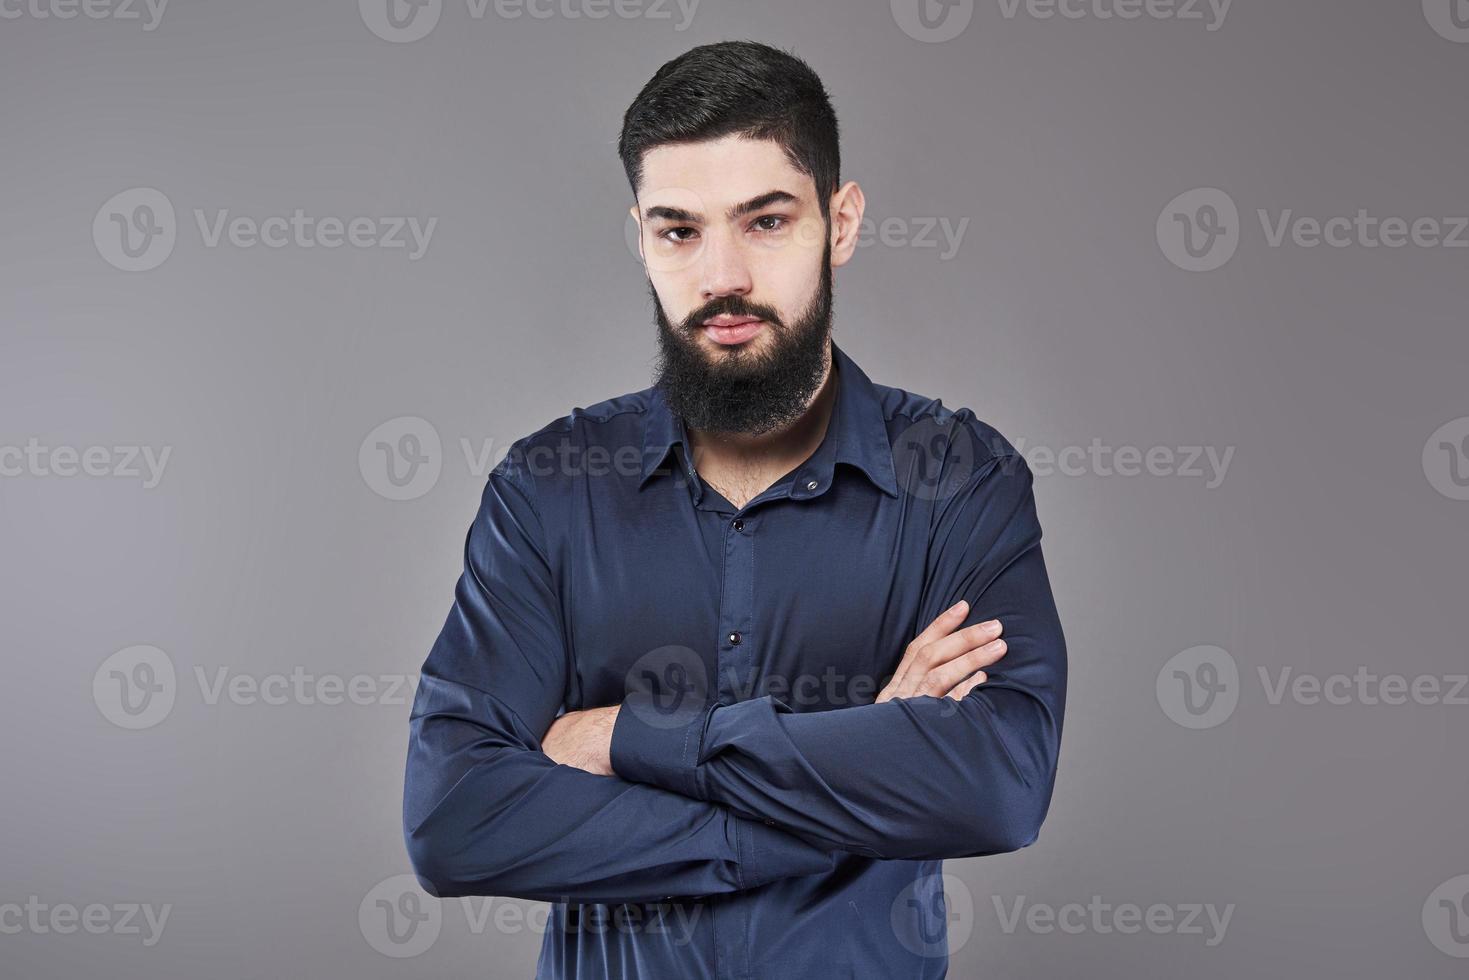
402, 468, 835, 904
403, 452, 1066, 901
550, 454, 1066, 860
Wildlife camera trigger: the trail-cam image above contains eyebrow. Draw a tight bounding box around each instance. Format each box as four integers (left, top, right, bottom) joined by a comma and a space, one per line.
643, 190, 800, 224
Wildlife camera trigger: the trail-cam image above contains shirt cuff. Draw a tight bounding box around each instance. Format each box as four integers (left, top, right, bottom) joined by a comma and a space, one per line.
736, 817, 838, 890
610, 696, 710, 799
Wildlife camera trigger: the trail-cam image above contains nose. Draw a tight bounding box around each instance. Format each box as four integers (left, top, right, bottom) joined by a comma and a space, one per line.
698, 225, 754, 303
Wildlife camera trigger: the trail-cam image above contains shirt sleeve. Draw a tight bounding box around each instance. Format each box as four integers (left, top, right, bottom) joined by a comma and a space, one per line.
609, 451, 1067, 862
403, 457, 837, 904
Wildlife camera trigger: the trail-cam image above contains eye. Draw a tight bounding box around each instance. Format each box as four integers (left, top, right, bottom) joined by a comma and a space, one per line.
752, 215, 788, 233
658, 226, 699, 244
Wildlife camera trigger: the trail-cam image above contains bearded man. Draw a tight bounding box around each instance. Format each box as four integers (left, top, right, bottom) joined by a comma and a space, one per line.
403, 39, 1068, 980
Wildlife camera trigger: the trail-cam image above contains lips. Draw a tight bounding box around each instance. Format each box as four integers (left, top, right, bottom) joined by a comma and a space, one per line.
703, 317, 765, 345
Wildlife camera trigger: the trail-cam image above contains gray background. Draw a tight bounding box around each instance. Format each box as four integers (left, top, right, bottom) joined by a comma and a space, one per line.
3, 0, 1467, 976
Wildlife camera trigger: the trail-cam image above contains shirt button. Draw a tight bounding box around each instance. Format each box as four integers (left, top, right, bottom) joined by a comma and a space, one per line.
805, 480, 818, 491
732, 519, 744, 531
728, 631, 742, 646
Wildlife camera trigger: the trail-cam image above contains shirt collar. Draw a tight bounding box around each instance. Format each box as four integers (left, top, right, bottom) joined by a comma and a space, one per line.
639, 340, 900, 500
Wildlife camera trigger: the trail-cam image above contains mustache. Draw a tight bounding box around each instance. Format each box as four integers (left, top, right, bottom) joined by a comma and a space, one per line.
680, 297, 784, 332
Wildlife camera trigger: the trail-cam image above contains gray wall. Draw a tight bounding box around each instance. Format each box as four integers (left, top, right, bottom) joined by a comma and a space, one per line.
3, 1, 1467, 976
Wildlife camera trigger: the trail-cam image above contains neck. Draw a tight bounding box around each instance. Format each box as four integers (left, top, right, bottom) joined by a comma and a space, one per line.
686, 341, 837, 475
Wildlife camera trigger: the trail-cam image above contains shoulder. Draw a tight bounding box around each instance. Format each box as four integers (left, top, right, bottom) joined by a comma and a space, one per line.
489, 386, 657, 493
866, 380, 1041, 547
870, 378, 1026, 479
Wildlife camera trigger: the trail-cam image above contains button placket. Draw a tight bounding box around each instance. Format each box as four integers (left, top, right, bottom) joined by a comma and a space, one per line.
712, 510, 757, 980
716, 513, 755, 705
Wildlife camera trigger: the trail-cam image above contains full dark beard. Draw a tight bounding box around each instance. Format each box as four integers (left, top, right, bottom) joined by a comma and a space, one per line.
651, 243, 833, 435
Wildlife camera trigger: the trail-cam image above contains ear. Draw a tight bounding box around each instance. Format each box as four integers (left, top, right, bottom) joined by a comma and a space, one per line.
828, 181, 865, 268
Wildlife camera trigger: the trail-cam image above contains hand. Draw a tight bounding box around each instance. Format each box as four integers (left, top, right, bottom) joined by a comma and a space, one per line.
541, 705, 620, 776
876, 600, 1006, 703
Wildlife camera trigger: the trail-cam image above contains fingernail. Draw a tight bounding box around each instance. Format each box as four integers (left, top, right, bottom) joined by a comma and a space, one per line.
949, 600, 968, 613
983, 619, 1000, 631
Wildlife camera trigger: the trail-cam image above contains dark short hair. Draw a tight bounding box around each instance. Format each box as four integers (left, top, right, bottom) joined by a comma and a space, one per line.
618, 41, 841, 219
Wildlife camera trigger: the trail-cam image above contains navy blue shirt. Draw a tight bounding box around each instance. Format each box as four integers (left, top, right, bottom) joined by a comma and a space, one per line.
403, 341, 1067, 978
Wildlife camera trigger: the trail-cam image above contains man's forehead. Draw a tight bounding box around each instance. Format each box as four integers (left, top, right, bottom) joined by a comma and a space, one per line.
638, 135, 812, 210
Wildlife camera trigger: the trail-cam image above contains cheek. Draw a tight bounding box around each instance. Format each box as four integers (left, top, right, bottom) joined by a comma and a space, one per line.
647, 271, 702, 323
750, 254, 822, 319
789, 215, 829, 253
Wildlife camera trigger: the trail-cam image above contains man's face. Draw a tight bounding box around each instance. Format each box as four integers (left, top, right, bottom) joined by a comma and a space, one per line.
632, 135, 836, 434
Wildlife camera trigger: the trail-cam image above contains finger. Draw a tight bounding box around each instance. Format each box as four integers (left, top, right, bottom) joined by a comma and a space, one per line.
895, 621, 1000, 702
945, 671, 988, 701
892, 620, 1001, 701
883, 600, 971, 699
922, 638, 1006, 696
911, 599, 971, 651
888, 600, 971, 690
917, 618, 1003, 672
